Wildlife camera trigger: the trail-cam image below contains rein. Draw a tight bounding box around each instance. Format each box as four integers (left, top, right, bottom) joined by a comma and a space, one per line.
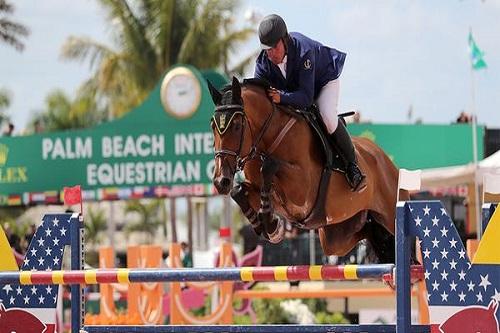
237, 102, 278, 170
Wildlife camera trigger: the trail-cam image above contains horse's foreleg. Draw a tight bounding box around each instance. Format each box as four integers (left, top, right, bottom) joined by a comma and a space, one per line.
258, 156, 285, 244
230, 183, 264, 235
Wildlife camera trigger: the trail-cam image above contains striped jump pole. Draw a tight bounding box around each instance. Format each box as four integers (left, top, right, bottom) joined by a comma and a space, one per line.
0, 263, 424, 285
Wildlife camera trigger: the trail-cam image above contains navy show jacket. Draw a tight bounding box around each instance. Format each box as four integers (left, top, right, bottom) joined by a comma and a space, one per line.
254, 32, 346, 109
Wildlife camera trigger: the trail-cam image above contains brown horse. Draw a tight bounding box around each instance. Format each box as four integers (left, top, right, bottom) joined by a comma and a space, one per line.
209, 77, 409, 263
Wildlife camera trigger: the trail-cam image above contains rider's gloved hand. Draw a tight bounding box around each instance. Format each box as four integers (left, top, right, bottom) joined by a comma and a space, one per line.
267, 87, 281, 104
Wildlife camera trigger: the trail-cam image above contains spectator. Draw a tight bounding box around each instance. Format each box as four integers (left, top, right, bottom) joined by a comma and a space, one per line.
346, 111, 370, 124
456, 112, 471, 124
2, 122, 14, 136
25, 224, 36, 247
9, 234, 24, 268
180, 241, 193, 268
9, 233, 23, 254
34, 120, 44, 133
352, 112, 361, 123
2, 222, 12, 240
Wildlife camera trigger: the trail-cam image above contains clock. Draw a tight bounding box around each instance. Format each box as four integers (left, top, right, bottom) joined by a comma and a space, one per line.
160, 67, 202, 119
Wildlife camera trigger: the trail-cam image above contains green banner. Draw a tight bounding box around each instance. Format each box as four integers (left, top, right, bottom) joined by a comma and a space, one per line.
0, 66, 226, 205
348, 123, 484, 170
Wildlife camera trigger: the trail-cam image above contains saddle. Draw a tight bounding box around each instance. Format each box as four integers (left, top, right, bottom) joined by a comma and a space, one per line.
293, 105, 353, 173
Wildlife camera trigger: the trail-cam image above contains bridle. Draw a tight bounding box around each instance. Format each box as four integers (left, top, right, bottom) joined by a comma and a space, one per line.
212, 100, 278, 173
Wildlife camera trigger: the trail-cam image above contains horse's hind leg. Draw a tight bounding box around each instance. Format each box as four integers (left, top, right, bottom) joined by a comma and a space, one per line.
364, 213, 395, 263
318, 211, 368, 256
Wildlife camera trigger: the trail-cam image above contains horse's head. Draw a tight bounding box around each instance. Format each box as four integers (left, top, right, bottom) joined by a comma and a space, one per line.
209, 77, 248, 194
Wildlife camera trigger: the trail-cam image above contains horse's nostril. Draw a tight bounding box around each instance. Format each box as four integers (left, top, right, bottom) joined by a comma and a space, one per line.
220, 177, 231, 189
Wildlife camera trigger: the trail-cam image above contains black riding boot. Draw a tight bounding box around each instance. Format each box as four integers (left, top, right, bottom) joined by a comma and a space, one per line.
329, 121, 366, 191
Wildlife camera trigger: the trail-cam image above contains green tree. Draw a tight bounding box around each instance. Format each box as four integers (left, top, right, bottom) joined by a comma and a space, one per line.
0, 0, 29, 51
61, 0, 255, 119
0, 88, 11, 125
28, 88, 105, 133
0, 212, 29, 238
83, 206, 108, 266
0, 89, 9, 109
85, 207, 108, 250
124, 199, 163, 243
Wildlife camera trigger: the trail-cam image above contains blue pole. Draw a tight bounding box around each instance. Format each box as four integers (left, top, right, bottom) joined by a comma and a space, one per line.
482, 203, 497, 233
70, 214, 85, 333
396, 201, 411, 333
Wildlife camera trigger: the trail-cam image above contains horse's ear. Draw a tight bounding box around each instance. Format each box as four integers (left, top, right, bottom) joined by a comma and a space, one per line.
231, 76, 241, 103
207, 80, 222, 105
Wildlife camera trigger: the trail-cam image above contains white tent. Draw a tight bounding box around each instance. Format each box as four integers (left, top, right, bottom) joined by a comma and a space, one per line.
421, 149, 500, 189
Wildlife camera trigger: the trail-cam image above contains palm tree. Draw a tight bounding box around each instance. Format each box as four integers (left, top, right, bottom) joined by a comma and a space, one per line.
0, 88, 10, 125
0, 89, 9, 109
61, 0, 255, 118
124, 199, 163, 243
84, 207, 108, 250
84, 206, 108, 266
28, 88, 106, 133
0, 0, 29, 51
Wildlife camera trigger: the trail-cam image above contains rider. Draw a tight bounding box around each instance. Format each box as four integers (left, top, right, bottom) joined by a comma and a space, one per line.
254, 14, 366, 191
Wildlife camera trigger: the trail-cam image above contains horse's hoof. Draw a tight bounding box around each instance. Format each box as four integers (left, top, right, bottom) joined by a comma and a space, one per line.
267, 215, 285, 244
253, 223, 264, 236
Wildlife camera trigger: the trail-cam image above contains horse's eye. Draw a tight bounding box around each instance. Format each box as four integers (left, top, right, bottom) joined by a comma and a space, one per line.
233, 122, 241, 131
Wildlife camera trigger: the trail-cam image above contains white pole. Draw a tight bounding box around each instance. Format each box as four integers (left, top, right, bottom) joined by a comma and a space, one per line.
469, 28, 482, 239
309, 230, 315, 265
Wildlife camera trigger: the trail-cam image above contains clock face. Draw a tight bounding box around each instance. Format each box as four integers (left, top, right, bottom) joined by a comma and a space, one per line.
160, 67, 202, 119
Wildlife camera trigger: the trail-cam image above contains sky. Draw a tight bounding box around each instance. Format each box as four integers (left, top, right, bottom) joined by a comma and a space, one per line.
1, 0, 500, 134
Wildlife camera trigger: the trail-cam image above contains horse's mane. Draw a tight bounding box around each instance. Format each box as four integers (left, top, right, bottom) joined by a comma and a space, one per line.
220, 78, 271, 105
219, 77, 302, 119
242, 78, 271, 91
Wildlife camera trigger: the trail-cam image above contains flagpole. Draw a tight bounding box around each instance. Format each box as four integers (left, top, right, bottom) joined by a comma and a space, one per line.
468, 27, 481, 239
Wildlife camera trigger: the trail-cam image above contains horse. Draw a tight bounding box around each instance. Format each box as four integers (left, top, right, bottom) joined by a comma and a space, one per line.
209, 77, 409, 263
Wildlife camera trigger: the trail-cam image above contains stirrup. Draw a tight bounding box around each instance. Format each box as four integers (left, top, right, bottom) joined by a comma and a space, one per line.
346, 164, 367, 192
350, 174, 367, 192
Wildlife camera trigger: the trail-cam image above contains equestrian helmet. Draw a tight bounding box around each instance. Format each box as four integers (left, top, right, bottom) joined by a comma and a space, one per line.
258, 14, 288, 50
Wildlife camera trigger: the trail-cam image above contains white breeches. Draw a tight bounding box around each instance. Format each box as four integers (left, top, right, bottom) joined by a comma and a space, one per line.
316, 79, 340, 134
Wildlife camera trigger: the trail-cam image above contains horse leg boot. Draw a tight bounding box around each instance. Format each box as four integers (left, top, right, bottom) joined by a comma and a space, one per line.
230, 183, 265, 236
258, 156, 285, 243
329, 121, 367, 191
